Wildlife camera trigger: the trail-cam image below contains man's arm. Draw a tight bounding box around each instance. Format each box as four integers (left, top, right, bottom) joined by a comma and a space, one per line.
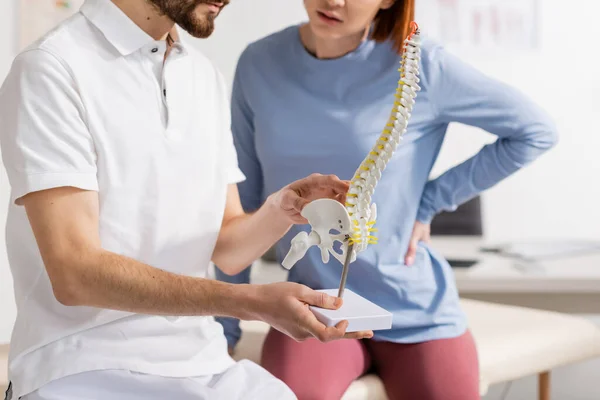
211, 185, 290, 275
213, 175, 348, 275
22, 186, 252, 316
23, 185, 369, 342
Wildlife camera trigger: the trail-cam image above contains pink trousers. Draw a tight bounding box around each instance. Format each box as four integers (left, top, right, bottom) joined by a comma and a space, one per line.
261, 328, 480, 400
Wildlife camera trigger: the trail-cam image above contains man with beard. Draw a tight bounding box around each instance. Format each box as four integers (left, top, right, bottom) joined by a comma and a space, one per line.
0, 0, 373, 399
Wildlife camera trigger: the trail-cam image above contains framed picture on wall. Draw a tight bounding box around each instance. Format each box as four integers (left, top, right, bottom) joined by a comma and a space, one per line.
18, 0, 84, 50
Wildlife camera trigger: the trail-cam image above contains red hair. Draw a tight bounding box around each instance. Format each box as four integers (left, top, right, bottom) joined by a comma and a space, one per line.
371, 0, 416, 54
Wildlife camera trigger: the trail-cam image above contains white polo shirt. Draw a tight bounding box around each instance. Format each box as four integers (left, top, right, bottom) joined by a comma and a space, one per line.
0, 0, 245, 397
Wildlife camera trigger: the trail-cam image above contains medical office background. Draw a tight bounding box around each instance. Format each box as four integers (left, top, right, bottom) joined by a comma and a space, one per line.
0, 0, 599, 398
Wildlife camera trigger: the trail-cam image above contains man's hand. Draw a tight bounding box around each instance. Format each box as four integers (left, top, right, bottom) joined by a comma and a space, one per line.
213, 174, 349, 274
268, 173, 349, 224
251, 282, 373, 342
404, 221, 431, 266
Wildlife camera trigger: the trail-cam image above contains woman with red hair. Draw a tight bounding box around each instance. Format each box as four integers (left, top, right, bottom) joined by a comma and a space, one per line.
216, 1, 558, 398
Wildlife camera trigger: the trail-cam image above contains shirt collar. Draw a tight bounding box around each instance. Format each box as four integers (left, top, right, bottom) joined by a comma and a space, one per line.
81, 0, 181, 56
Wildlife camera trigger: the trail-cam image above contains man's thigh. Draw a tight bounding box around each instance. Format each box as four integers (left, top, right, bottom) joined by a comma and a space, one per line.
208, 359, 296, 400
22, 362, 295, 400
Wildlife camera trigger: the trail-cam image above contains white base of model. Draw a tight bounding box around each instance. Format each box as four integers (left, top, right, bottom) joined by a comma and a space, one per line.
310, 289, 393, 333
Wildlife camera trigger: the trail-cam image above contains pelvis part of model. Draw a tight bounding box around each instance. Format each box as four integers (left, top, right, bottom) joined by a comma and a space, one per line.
281, 22, 422, 270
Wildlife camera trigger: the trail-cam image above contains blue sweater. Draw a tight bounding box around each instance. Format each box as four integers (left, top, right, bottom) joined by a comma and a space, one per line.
216, 25, 558, 345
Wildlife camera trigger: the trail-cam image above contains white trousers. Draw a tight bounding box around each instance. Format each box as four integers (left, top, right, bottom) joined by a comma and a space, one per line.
22, 360, 296, 400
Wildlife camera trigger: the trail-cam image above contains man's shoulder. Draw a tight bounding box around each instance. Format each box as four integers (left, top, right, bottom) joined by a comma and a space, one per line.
183, 45, 228, 93
21, 12, 93, 63
3, 14, 97, 94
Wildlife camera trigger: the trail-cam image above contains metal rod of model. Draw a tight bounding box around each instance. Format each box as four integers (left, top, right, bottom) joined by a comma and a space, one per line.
282, 22, 422, 298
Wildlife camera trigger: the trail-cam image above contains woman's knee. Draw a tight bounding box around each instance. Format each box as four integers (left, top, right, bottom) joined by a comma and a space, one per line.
369, 331, 480, 400
260, 328, 370, 400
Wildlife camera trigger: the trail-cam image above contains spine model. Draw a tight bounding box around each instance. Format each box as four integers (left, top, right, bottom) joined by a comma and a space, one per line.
346, 22, 421, 253
281, 22, 422, 270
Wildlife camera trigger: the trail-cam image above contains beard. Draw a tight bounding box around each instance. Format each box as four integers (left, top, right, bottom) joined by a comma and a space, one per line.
147, 0, 229, 38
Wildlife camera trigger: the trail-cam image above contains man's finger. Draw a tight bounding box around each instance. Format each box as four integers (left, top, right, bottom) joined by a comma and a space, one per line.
292, 196, 310, 213
300, 174, 349, 193
343, 330, 374, 340
290, 215, 308, 224
327, 175, 350, 194
333, 320, 349, 334
321, 175, 350, 193
334, 192, 347, 204
301, 289, 342, 310
405, 238, 418, 266
298, 310, 346, 342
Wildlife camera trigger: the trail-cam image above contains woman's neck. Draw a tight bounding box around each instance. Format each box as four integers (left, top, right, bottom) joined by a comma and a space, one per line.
299, 24, 369, 59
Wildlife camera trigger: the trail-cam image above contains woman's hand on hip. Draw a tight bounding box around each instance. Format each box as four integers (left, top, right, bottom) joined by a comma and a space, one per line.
405, 221, 431, 266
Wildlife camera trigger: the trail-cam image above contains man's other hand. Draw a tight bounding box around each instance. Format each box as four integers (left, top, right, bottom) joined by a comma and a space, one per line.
250, 282, 373, 342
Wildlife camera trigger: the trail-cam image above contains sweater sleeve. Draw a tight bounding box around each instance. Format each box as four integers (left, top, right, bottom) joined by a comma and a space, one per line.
416, 43, 559, 223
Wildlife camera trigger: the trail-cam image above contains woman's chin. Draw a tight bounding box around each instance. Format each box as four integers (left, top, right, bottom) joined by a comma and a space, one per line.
308, 22, 346, 40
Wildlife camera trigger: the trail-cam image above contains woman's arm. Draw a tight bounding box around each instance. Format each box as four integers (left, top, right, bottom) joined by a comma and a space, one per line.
230, 49, 265, 215
416, 45, 559, 225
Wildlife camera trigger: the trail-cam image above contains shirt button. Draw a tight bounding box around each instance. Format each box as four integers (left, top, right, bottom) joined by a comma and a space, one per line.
151, 47, 158, 53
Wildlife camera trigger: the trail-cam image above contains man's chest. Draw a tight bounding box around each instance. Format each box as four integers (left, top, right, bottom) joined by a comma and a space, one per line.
67, 57, 230, 263
73, 57, 223, 183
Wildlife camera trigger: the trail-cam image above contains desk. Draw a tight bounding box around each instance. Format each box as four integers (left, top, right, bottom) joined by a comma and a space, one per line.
430, 236, 600, 313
